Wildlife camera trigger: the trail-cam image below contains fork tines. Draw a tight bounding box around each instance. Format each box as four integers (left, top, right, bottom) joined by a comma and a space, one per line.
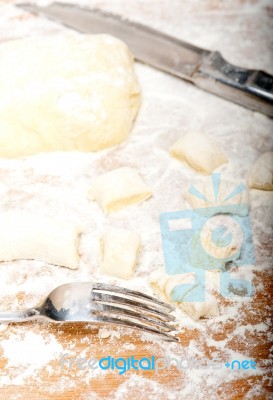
92, 283, 178, 342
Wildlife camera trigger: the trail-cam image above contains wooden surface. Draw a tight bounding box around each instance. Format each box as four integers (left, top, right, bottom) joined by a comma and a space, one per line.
0, 272, 272, 399
0, 1, 273, 399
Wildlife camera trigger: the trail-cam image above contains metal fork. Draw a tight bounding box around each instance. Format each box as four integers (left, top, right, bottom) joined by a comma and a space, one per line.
0, 282, 178, 342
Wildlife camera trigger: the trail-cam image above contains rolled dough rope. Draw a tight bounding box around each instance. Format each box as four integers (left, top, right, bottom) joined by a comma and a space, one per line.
0, 34, 141, 158
0, 212, 81, 269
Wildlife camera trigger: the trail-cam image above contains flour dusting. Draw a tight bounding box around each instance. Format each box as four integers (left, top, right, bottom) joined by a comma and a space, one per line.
0, 0, 272, 398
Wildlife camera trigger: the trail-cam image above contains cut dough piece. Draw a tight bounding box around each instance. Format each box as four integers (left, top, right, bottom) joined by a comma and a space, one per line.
0, 212, 81, 269
89, 167, 152, 213
185, 176, 249, 216
100, 228, 141, 279
189, 215, 242, 270
248, 152, 273, 190
205, 270, 221, 291
149, 270, 196, 302
177, 291, 219, 321
149, 270, 219, 320
0, 34, 141, 158
170, 132, 228, 174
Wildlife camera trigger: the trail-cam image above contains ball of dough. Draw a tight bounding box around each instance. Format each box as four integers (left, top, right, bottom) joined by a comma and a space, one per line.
248, 152, 273, 190
170, 132, 228, 175
0, 34, 141, 158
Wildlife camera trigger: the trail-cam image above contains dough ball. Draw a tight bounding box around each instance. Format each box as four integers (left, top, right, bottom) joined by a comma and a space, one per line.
149, 269, 219, 320
89, 167, 152, 213
100, 228, 141, 279
185, 176, 249, 217
170, 132, 228, 175
0, 34, 141, 158
0, 211, 81, 269
248, 152, 273, 190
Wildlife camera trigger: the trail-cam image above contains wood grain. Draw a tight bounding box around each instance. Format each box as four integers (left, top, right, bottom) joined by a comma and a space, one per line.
0, 269, 272, 399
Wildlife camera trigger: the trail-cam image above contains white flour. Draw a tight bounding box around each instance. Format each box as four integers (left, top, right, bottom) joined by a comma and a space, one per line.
1, 330, 62, 385
0, 0, 272, 399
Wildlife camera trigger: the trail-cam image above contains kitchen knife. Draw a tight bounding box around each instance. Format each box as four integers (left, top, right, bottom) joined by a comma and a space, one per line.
19, 2, 273, 117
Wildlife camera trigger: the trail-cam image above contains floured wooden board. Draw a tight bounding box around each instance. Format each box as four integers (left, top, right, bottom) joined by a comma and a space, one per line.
0, 1, 273, 399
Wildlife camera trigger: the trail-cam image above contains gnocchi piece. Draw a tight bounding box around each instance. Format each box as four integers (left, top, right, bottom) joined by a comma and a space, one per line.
89, 167, 152, 213
185, 176, 249, 216
100, 228, 141, 279
176, 291, 219, 321
0, 211, 81, 269
189, 214, 242, 271
248, 152, 273, 190
149, 269, 219, 320
170, 132, 228, 175
149, 270, 195, 302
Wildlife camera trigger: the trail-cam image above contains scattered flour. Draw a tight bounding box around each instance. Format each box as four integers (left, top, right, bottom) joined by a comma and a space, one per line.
0, 331, 62, 385
0, 0, 272, 398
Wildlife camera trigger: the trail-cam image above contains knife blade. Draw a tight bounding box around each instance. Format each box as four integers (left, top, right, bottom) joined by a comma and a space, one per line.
19, 3, 273, 117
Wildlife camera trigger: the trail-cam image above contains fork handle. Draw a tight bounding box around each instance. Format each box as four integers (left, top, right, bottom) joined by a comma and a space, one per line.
0, 308, 39, 322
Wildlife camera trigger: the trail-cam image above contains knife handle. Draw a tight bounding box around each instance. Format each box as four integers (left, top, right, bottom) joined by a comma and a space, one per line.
193, 51, 273, 117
